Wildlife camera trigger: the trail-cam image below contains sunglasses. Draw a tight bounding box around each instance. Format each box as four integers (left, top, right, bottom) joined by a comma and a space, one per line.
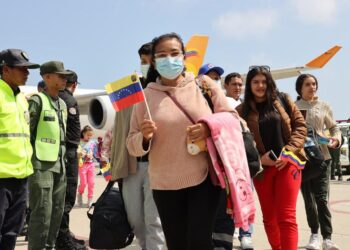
248, 65, 270, 72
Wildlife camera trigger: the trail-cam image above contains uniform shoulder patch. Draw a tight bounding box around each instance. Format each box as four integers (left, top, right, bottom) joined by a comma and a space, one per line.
69, 107, 77, 115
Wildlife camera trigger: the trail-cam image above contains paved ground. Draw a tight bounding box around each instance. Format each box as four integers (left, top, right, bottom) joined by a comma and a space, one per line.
16, 174, 350, 249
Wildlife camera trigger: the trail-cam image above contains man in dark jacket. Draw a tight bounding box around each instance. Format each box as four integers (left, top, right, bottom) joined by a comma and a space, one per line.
56, 70, 86, 250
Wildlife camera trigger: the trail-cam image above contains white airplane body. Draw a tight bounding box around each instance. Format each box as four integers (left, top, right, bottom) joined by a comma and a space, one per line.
19, 41, 341, 136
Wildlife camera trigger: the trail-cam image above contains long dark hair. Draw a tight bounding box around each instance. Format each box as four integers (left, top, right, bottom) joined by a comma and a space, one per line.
241, 67, 278, 118
146, 32, 186, 84
295, 73, 318, 100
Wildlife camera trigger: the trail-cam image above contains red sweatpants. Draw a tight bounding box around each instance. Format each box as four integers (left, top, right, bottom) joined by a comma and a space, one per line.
254, 163, 301, 250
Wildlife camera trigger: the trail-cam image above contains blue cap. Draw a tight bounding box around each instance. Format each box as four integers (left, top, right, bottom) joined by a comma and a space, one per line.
198, 63, 224, 76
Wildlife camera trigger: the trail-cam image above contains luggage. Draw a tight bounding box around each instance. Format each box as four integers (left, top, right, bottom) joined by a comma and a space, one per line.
87, 181, 134, 249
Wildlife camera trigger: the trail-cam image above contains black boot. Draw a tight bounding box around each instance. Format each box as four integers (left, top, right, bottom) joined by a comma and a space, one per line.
56, 234, 86, 250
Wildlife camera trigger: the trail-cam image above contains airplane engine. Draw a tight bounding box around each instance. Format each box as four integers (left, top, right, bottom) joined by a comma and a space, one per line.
88, 96, 115, 131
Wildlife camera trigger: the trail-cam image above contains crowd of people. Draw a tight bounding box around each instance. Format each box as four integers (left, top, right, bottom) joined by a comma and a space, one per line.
0, 31, 344, 250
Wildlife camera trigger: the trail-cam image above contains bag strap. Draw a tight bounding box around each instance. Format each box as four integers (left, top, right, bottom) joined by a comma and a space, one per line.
164, 76, 214, 124
164, 91, 195, 124
277, 92, 291, 116
87, 181, 116, 218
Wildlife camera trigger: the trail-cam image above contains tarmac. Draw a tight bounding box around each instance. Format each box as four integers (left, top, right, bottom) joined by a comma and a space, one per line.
16, 174, 350, 250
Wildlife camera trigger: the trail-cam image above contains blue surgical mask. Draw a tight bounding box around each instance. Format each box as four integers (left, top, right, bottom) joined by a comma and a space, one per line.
155, 56, 184, 80
140, 64, 150, 78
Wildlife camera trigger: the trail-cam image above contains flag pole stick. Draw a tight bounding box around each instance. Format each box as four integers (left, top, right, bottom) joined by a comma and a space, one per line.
143, 96, 153, 121
136, 72, 153, 121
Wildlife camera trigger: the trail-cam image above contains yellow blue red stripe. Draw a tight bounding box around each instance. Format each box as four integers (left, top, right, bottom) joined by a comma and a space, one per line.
280, 149, 306, 169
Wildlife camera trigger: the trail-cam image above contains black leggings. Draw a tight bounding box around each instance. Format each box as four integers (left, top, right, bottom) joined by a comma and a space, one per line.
153, 176, 221, 250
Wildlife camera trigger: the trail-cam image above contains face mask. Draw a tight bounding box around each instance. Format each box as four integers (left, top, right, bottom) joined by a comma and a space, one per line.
155, 55, 184, 80
140, 64, 150, 78
215, 79, 222, 86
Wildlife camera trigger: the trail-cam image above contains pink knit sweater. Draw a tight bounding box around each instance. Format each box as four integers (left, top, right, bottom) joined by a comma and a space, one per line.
126, 73, 235, 190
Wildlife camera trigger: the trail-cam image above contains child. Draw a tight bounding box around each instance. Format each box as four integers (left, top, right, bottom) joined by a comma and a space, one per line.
77, 125, 96, 207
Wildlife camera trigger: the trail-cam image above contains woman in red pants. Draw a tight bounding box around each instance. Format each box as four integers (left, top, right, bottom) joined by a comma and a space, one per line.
236, 66, 306, 250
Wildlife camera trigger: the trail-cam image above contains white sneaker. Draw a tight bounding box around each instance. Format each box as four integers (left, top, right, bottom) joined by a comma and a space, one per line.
77, 193, 83, 207
233, 228, 239, 239
87, 198, 93, 208
322, 239, 340, 250
306, 234, 320, 250
240, 236, 254, 250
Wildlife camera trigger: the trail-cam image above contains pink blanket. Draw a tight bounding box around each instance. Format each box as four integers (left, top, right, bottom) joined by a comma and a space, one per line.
199, 112, 255, 230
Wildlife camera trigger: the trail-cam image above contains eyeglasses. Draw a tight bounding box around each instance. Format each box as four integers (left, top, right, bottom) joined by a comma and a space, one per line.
248, 65, 270, 72
154, 51, 183, 59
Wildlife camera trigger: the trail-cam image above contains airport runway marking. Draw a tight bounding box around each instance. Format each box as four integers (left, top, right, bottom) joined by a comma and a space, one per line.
329, 199, 350, 215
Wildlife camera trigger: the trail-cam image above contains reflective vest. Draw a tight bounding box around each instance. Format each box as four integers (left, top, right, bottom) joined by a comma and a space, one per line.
0, 79, 33, 178
35, 93, 67, 162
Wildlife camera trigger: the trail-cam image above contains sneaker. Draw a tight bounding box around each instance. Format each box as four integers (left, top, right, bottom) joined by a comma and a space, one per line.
306, 234, 320, 250
233, 228, 239, 239
322, 239, 339, 250
338, 176, 343, 181
241, 236, 254, 249
77, 193, 83, 207
87, 198, 93, 208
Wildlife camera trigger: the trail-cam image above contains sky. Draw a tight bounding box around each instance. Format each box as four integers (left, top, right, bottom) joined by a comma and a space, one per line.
2, 0, 349, 119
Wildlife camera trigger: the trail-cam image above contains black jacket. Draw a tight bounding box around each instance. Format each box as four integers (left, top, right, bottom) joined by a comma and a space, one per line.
59, 89, 81, 147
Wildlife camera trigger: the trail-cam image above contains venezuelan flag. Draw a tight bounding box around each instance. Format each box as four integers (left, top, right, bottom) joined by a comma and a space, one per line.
105, 73, 145, 111
280, 149, 306, 169
101, 163, 112, 181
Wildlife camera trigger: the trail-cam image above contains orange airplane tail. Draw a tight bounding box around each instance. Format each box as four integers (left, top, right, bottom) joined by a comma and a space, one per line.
306, 45, 342, 68
185, 35, 209, 76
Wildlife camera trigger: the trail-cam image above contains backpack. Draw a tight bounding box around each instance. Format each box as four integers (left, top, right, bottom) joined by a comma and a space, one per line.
87, 181, 134, 249
197, 77, 262, 178
277, 93, 327, 182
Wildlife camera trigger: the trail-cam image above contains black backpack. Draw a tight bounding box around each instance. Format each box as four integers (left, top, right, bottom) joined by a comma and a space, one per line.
277, 92, 327, 182
87, 181, 134, 249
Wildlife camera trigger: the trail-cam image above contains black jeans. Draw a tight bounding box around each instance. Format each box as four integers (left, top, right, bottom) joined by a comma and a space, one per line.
153, 176, 221, 250
329, 147, 342, 177
212, 189, 234, 250
0, 178, 28, 250
301, 160, 332, 239
59, 146, 79, 236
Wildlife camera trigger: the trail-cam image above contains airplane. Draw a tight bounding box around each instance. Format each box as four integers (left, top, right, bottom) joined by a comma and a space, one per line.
20, 35, 341, 136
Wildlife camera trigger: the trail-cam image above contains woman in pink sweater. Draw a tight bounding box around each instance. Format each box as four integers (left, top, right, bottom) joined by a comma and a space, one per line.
127, 33, 235, 250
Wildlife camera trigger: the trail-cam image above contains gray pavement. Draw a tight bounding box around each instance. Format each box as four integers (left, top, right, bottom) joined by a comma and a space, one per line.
16, 175, 350, 249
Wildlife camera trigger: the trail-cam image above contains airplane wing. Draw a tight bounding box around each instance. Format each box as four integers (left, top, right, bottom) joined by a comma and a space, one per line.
240, 45, 342, 81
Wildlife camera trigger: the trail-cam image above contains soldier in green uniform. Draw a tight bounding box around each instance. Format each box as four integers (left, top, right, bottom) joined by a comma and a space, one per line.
27, 61, 72, 250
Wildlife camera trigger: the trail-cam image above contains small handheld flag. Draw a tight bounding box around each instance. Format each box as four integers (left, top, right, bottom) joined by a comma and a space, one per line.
280, 148, 306, 169
101, 163, 112, 181
105, 73, 145, 112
